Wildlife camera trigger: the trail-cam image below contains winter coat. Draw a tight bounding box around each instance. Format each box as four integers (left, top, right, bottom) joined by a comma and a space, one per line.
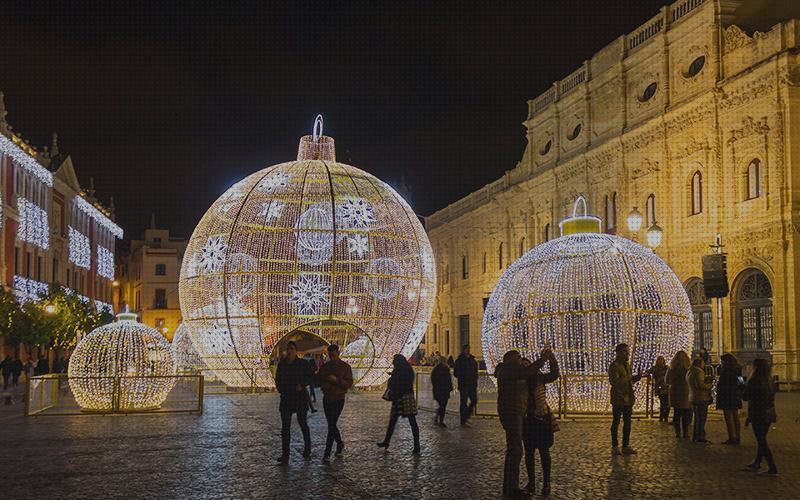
742, 378, 776, 423
275, 357, 313, 412
667, 366, 691, 409
608, 360, 640, 406
687, 365, 712, 403
387, 362, 415, 396
453, 354, 479, 389
316, 359, 353, 401
431, 364, 453, 401
495, 358, 545, 417
715, 365, 743, 410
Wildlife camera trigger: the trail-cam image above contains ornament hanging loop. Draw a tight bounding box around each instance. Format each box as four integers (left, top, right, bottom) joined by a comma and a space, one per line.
572, 195, 588, 218
312, 114, 324, 142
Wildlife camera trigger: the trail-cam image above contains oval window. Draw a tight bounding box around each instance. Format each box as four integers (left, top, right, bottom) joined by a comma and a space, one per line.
685, 55, 705, 78
539, 140, 552, 156
640, 82, 657, 102
567, 123, 582, 141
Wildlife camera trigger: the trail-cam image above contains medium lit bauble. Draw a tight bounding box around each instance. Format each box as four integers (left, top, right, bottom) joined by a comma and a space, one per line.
179, 117, 436, 388
481, 197, 693, 413
68, 311, 176, 411
171, 322, 205, 372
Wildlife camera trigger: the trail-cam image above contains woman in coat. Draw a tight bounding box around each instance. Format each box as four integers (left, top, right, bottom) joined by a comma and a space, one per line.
716, 353, 743, 444
430, 357, 453, 427
378, 354, 421, 454
687, 357, 713, 443
666, 350, 692, 438
742, 358, 778, 475
646, 356, 669, 422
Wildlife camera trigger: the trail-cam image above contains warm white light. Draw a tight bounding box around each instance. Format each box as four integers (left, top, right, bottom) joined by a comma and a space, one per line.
646, 223, 664, 248
481, 198, 693, 413
44, 304, 56, 314
171, 322, 206, 372
68, 312, 176, 411
627, 206, 643, 233
179, 124, 436, 389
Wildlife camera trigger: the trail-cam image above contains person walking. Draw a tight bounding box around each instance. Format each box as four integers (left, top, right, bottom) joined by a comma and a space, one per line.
1, 355, 11, 390
716, 353, 743, 445
522, 350, 559, 496
496, 349, 547, 498
35, 356, 48, 376
377, 355, 420, 454
9, 357, 22, 387
275, 341, 314, 464
667, 351, 692, 438
305, 353, 319, 413
431, 356, 453, 427
22, 358, 33, 383
316, 344, 353, 462
646, 356, 669, 422
687, 357, 713, 443
608, 343, 642, 455
742, 358, 778, 475
453, 344, 479, 426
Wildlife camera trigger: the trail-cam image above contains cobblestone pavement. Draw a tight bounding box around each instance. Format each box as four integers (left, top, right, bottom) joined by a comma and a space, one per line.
2, 391, 800, 499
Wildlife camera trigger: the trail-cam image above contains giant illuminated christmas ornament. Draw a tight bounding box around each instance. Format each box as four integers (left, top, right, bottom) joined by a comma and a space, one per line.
171, 322, 205, 373
481, 196, 693, 413
179, 116, 435, 388
68, 309, 176, 411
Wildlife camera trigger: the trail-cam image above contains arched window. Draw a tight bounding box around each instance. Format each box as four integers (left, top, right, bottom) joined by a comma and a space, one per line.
482, 252, 487, 274
518, 237, 525, 258
691, 171, 702, 215
734, 269, 773, 350
498, 242, 504, 270
746, 159, 761, 200
543, 223, 550, 242
646, 194, 656, 227
685, 278, 712, 352
604, 192, 617, 233
461, 255, 469, 280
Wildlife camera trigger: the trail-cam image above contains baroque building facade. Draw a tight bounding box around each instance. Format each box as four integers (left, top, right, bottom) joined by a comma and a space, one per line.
425, 0, 800, 380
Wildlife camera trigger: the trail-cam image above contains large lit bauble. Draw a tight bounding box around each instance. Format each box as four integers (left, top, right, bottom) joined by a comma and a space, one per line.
68, 311, 176, 411
179, 118, 436, 388
481, 197, 693, 413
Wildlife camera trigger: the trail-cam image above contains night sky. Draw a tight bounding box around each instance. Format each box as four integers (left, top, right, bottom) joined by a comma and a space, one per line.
0, 0, 671, 243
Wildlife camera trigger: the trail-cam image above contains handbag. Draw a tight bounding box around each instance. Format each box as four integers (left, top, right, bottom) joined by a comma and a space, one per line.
382, 387, 393, 401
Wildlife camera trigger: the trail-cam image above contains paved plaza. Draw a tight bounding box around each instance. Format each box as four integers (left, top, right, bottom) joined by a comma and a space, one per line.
2, 390, 799, 499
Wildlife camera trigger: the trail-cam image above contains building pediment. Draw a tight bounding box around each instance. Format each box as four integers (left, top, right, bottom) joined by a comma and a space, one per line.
53, 155, 82, 193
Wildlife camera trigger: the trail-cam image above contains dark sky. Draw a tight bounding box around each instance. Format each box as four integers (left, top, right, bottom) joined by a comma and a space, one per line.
0, 0, 669, 241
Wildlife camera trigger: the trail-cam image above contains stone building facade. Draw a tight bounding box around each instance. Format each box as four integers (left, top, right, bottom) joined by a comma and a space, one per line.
425, 0, 800, 380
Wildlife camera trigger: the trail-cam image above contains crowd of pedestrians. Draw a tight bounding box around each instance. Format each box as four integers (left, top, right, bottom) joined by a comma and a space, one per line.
0, 354, 62, 391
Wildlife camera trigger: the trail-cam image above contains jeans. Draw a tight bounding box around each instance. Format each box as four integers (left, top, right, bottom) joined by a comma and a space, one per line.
500, 413, 524, 493
280, 408, 310, 457
435, 397, 449, 423
2, 374, 9, 390
658, 394, 670, 421
673, 408, 692, 436
383, 413, 420, 450
308, 383, 316, 403
752, 419, 777, 471
611, 405, 632, 448
323, 398, 345, 454
692, 402, 709, 441
459, 385, 478, 423
523, 416, 551, 490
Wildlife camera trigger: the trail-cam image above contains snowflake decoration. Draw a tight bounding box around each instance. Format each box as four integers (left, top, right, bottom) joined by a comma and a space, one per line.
258, 172, 292, 193
257, 201, 285, 221
198, 236, 227, 274
337, 197, 376, 229
288, 273, 330, 315
347, 234, 369, 258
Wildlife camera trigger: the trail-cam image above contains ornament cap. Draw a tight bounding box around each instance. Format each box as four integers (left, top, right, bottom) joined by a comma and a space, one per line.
559, 195, 602, 236
117, 304, 138, 322
297, 114, 336, 161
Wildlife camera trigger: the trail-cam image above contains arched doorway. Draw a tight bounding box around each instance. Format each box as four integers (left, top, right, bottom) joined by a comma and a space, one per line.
685, 278, 712, 353
733, 268, 773, 352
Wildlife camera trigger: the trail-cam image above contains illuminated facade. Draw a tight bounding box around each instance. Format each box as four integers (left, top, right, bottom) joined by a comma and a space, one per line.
0, 93, 122, 358
426, 0, 800, 380
179, 123, 435, 388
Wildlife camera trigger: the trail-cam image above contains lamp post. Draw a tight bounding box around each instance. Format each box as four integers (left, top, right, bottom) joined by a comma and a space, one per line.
627, 207, 643, 236
646, 222, 664, 249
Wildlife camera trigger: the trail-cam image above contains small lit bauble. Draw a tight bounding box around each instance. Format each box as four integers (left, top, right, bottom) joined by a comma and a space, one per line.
68, 310, 176, 411
481, 196, 693, 413
171, 322, 205, 373
179, 116, 436, 388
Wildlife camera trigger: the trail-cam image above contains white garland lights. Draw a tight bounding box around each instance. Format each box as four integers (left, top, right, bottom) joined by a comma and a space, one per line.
481, 196, 693, 414
68, 310, 176, 411
17, 198, 49, 250
13, 275, 48, 303
74, 196, 123, 239
0, 135, 53, 187
179, 117, 436, 388
97, 245, 115, 280
171, 322, 206, 373
68, 226, 91, 269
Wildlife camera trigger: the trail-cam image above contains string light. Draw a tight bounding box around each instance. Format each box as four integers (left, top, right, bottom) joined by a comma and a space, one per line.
13, 275, 48, 302
481, 196, 693, 413
97, 245, 115, 280
68, 310, 176, 411
171, 322, 206, 373
68, 226, 91, 269
17, 198, 49, 250
0, 135, 53, 186
74, 196, 124, 239
179, 121, 436, 389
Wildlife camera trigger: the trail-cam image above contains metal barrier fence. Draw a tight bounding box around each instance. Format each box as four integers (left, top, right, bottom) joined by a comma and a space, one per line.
25, 374, 204, 416
415, 368, 656, 419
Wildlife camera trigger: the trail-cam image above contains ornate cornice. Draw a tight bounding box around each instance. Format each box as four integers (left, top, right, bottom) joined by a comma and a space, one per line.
727, 116, 769, 144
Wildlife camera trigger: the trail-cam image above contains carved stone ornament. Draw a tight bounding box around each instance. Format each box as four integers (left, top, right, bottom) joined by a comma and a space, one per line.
724, 25, 752, 52
728, 116, 769, 143
674, 137, 709, 159
631, 158, 660, 179
720, 73, 775, 109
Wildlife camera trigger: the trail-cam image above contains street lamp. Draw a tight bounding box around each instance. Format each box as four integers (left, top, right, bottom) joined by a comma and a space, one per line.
646, 222, 664, 248
627, 207, 643, 233
44, 304, 56, 315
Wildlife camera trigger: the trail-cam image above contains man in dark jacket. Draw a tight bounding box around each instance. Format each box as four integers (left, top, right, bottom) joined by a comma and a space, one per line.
316, 344, 354, 461
431, 357, 453, 427
10, 357, 23, 387
275, 341, 314, 464
496, 349, 548, 498
35, 357, 49, 376
608, 343, 642, 455
1, 355, 12, 390
454, 344, 479, 425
